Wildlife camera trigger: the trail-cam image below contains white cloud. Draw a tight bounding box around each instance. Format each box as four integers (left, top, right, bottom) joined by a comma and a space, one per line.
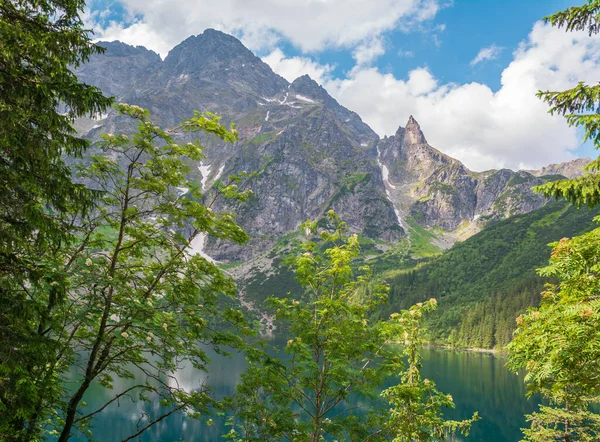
87, 0, 442, 58
86, 0, 598, 172
91, 20, 174, 56
353, 38, 386, 66
323, 22, 600, 171
470, 44, 503, 66
262, 49, 335, 84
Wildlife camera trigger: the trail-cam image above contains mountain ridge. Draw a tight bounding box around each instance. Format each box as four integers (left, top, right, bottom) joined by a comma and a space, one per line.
79, 30, 400, 261
76, 30, 589, 260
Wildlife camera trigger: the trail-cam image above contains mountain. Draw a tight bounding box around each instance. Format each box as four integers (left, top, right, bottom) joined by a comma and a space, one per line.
525, 157, 591, 178
75, 29, 588, 262
376, 117, 562, 246
76, 30, 402, 261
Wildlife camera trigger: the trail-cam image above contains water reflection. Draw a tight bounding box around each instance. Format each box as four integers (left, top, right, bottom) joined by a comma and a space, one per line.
63, 341, 536, 442
418, 348, 538, 442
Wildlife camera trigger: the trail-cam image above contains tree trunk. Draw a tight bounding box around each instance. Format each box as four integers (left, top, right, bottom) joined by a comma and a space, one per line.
57, 379, 92, 442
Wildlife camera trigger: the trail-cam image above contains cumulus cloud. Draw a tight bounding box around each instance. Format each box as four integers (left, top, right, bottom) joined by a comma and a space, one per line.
86, 0, 598, 172
322, 23, 600, 171
470, 44, 503, 66
353, 38, 386, 66
86, 0, 442, 58
262, 49, 335, 84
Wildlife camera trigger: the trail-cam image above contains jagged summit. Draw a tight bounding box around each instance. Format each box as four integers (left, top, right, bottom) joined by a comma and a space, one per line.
167, 29, 249, 56
405, 115, 420, 132
289, 74, 340, 108
202, 28, 238, 39
290, 74, 328, 101
403, 115, 427, 145
381, 115, 460, 188
292, 74, 315, 84
77, 30, 396, 259
78, 29, 584, 256
160, 30, 287, 96
164, 28, 259, 69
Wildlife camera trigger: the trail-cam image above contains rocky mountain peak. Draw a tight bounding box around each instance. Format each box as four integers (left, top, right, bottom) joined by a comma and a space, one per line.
403, 115, 427, 145
161, 29, 287, 96
287, 74, 377, 142
163, 29, 253, 72
380, 119, 458, 187
76, 30, 574, 261
290, 74, 329, 102
96, 40, 161, 61
78, 41, 162, 98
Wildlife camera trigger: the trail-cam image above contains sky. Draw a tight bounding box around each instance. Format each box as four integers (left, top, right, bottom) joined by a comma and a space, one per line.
85, 0, 600, 171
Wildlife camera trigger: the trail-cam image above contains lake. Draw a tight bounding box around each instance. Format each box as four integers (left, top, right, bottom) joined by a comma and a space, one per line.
66, 342, 537, 441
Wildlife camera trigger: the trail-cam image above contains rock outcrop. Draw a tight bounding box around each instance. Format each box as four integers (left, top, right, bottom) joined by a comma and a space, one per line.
526, 158, 591, 179
377, 117, 552, 237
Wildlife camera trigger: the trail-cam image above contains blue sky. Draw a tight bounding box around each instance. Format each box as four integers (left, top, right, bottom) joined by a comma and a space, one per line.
87, 0, 598, 171
273, 0, 576, 91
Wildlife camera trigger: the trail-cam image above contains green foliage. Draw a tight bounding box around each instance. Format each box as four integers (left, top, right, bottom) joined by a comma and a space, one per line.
226, 212, 476, 441
453, 284, 542, 349
545, 0, 600, 34
226, 211, 397, 441
535, 171, 600, 208
507, 228, 600, 441
341, 172, 370, 190
1, 105, 252, 441
245, 132, 276, 145
520, 406, 600, 442
0, 1, 112, 438
382, 202, 599, 347
0, 0, 112, 244
506, 3, 600, 440
534, 1, 600, 207
427, 181, 456, 196
383, 301, 479, 441
404, 217, 442, 258
507, 173, 534, 187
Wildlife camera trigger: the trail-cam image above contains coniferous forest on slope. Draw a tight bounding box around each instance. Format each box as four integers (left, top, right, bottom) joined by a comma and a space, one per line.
382, 202, 600, 348
243, 201, 600, 350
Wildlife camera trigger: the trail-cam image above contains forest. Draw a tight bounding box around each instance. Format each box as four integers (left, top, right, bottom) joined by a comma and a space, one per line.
383, 201, 600, 348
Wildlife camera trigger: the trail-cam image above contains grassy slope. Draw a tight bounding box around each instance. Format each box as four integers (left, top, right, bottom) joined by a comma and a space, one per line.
379, 201, 599, 345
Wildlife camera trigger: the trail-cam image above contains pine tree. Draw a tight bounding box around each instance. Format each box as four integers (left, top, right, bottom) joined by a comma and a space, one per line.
507, 2, 600, 440
533, 0, 600, 207
0, 1, 111, 437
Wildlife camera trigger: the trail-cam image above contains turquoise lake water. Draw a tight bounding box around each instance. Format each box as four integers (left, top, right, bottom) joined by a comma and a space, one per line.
66, 343, 537, 441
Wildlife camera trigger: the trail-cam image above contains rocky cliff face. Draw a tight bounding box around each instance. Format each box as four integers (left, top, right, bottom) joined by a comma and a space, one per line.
76, 30, 587, 259
378, 116, 459, 185
526, 158, 591, 179
377, 117, 552, 239
77, 30, 402, 261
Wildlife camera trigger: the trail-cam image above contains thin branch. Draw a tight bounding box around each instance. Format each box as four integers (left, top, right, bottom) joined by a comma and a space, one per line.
75, 384, 148, 423
120, 405, 186, 442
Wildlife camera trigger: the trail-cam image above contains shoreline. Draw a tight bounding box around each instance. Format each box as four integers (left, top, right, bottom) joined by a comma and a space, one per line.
425, 343, 505, 355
